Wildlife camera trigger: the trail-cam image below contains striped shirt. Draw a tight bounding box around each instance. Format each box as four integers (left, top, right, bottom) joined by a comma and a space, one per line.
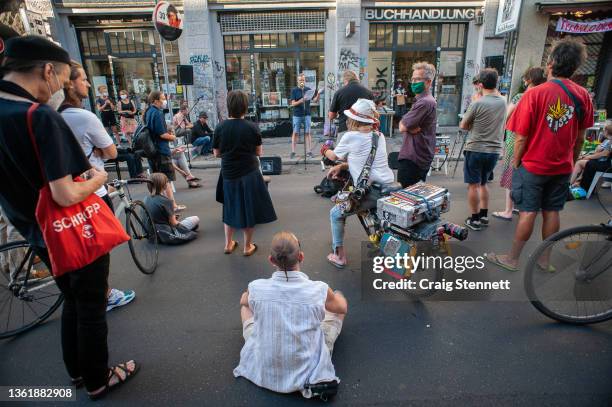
233, 271, 339, 397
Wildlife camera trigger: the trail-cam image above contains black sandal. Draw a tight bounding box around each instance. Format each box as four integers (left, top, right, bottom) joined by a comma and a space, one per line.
71, 377, 84, 388
88, 361, 140, 400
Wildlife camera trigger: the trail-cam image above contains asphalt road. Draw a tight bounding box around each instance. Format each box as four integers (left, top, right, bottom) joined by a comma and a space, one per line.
1, 166, 611, 406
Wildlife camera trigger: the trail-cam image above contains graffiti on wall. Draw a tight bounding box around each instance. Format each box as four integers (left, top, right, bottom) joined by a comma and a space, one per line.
338, 48, 359, 71
189, 54, 215, 124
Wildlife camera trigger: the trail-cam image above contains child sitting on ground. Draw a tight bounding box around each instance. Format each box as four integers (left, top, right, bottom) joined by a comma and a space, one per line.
234, 231, 347, 400
144, 173, 199, 245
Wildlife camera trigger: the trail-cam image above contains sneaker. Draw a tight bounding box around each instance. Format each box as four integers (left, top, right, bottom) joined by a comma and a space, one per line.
307, 152, 314, 158
106, 288, 136, 312
290, 152, 296, 159
465, 217, 483, 231
601, 181, 611, 188
480, 216, 489, 226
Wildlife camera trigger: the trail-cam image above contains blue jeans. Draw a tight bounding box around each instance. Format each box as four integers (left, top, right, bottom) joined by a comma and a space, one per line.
193, 136, 211, 154
330, 205, 348, 252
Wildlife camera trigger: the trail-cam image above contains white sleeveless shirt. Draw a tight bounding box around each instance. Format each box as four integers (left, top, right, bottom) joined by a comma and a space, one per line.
233, 271, 339, 397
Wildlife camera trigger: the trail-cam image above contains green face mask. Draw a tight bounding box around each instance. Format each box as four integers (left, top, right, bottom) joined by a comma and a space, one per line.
411, 81, 426, 94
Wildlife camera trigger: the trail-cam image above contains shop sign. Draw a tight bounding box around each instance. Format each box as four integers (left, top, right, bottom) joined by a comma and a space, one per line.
153, 1, 183, 42
555, 17, 612, 34
364, 8, 477, 22
495, 0, 522, 35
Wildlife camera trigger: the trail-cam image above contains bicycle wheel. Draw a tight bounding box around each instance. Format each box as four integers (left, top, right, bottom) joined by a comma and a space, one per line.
125, 200, 158, 274
524, 224, 612, 324
0, 241, 63, 338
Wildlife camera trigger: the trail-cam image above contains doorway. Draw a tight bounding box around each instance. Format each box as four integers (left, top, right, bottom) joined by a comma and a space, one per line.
394, 50, 436, 108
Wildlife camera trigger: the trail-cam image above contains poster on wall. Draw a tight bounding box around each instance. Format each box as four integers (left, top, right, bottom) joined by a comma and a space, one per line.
495, 0, 522, 35
92, 76, 109, 98
367, 52, 393, 99
555, 18, 612, 34
153, 1, 183, 41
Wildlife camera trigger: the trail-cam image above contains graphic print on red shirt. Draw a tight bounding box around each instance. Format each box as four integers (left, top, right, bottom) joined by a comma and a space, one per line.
506, 79, 594, 176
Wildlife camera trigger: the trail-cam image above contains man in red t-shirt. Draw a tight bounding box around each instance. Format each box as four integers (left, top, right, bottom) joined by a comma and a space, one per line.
487, 39, 594, 272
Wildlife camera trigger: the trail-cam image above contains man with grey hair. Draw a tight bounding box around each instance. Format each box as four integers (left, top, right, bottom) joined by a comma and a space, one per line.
329, 70, 374, 136
397, 61, 437, 187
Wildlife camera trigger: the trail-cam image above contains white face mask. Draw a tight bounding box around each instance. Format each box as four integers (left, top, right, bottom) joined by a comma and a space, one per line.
46, 69, 65, 111
161, 100, 168, 109
120, 94, 127, 100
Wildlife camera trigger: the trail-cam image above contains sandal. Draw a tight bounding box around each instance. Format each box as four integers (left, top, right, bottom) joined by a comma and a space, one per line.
224, 240, 238, 254
492, 212, 513, 221
174, 204, 187, 212
71, 377, 84, 389
188, 182, 202, 188
88, 361, 140, 400
327, 253, 346, 269
186, 176, 201, 182
485, 253, 518, 272
243, 243, 258, 257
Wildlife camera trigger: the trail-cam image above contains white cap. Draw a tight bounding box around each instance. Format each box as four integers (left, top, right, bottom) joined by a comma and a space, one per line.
344, 98, 378, 124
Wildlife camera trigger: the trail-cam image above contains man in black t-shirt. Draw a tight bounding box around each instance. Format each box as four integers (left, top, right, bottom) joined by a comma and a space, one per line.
329, 70, 374, 136
0, 36, 137, 398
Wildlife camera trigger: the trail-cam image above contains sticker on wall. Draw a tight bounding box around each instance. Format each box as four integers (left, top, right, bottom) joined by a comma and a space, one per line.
153, 1, 183, 41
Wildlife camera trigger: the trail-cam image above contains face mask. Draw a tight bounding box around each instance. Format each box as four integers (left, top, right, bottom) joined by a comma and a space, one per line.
120, 94, 127, 100
46, 69, 65, 111
162, 100, 168, 109
102, 92, 108, 97
411, 81, 425, 95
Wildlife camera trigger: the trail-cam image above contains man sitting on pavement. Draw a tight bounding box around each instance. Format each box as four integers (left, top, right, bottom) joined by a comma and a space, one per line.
459, 68, 507, 231
234, 231, 348, 399
191, 111, 213, 157
397, 62, 438, 187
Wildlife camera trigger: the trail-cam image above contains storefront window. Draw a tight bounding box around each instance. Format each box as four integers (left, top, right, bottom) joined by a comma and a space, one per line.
222, 32, 324, 125
368, 23, 467, 126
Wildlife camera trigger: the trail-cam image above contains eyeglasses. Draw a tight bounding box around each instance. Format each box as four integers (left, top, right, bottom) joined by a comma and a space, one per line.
410, 77, 426, 83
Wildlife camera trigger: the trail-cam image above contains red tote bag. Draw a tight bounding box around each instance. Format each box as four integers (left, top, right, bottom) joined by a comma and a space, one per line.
26, 103, 129, 277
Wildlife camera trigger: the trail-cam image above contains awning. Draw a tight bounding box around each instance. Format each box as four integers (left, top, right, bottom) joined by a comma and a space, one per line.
535, 1, 612, 13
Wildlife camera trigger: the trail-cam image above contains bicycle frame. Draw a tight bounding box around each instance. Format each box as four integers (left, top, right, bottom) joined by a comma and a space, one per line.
107, 181, 132, 217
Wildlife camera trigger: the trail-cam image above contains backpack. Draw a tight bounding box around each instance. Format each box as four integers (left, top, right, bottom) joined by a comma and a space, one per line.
132, 109, 158, 158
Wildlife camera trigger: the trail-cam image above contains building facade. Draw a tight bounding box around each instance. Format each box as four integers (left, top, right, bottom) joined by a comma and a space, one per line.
50, 0, 499, 129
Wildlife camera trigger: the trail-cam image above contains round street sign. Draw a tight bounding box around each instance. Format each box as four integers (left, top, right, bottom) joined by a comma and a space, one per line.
153, 1, 183, 42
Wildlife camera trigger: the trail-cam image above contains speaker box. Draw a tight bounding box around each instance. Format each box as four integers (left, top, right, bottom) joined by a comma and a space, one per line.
177, 65, 194, 85
260, 156, 282, 175
387, 152, 400, 170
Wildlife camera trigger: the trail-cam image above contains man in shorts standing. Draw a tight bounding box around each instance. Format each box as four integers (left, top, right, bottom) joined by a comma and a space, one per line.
487, 39, 594, 272
459, 68, 506, 231
289, 73, 319, 159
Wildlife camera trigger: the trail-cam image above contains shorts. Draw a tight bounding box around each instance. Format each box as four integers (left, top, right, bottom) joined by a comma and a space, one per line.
242, 311, 343, 354
292, 115, 311, 134
101, 111, 117, 127
149, 154, 176, 181
463, 151, 499, 185
512, 165, 570, 212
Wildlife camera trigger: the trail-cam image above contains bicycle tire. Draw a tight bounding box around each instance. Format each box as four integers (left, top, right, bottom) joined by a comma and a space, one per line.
0, 241, 63, 338
125, 200, 158, 274
524, 224, 612, 324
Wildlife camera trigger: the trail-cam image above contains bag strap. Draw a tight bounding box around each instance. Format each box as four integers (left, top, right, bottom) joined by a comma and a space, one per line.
355, 131, 380, 188
25, 103, 47, 182
550, 79, 584, 123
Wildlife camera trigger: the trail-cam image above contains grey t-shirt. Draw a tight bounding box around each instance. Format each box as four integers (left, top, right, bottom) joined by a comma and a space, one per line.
463, 94, 507, 154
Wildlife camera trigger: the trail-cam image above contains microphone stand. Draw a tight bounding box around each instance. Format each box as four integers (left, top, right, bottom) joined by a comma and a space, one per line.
301, 85, 307, 171
181, 95, 204, 169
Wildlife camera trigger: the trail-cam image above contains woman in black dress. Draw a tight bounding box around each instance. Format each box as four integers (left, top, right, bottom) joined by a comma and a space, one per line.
213, 90, 277, 256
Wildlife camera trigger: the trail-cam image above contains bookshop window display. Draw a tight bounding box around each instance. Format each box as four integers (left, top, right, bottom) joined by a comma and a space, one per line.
223, 33, 324, 130
368, 23, 467, 126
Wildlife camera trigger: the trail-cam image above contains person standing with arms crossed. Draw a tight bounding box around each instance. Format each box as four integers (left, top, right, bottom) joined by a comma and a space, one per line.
486, 39, 594, 272
397, 62, 438, 187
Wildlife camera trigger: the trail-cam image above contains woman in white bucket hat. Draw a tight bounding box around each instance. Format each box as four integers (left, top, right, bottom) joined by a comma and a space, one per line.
320, 98, 395, 268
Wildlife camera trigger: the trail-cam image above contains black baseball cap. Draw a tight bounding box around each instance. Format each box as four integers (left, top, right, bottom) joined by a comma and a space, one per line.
5, 35, 70, 64
199, 112, 208, 119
